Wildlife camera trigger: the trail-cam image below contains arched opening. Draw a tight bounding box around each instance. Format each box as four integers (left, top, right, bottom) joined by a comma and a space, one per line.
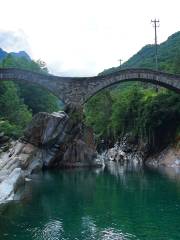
0, 76, 64, 138
84, 80, 180, 153
83, 70, 180, 104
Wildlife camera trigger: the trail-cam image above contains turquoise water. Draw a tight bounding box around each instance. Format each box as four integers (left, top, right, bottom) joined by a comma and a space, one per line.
0, 163, 180, 240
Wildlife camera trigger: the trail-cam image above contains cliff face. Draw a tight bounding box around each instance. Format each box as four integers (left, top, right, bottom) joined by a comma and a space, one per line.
0, 110, 98, 204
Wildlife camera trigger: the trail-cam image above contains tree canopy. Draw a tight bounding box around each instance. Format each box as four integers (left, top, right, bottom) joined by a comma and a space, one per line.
0, 54, 60, 137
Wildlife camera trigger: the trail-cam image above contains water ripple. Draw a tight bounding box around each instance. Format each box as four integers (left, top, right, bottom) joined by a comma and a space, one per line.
33, 219, 64, 240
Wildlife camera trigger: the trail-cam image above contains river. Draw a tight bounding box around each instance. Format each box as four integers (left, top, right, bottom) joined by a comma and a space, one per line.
0, 162, 180, 240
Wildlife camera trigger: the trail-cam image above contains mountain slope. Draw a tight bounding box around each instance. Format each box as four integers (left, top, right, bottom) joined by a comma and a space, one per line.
101, 31, 180, 75
0, 48, 7, 60
9, 51, 31, 61
0, 48, 31, 62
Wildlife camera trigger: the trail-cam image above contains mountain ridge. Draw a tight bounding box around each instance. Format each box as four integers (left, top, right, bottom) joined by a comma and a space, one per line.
0, 48, 31, 62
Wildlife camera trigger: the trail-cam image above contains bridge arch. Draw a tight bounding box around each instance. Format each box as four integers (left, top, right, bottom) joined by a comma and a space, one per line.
82, 69, 180, 104
0, 68, 180, 106
0, 68, 82, 105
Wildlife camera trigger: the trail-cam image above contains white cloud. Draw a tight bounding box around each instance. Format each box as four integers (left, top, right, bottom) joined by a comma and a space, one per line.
0, 0, 179, 76
0, 30, 31, 54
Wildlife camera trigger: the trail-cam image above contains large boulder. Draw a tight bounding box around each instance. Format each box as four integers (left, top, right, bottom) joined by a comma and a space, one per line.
23, 111, 69, 146
23, 110, 98, 168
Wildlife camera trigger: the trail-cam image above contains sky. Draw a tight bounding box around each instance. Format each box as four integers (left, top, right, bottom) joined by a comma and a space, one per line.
0, 0, 180, 76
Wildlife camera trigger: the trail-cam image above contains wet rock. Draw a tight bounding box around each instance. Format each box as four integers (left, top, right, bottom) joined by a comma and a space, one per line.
146, 145, 180, 169
0, 168, 24, 203
0, 110, 99, 204
59, 139, 97, 167
103, 137, 144, 167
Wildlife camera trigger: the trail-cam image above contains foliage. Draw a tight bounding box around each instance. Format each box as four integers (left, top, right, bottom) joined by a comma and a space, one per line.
85, 86, 180, 152
136, 91, 180, 151
0, 53, 60, 138
0, 81, 32, 137
18, 84, 59, 114
0, 54, 60, 113
85, 90, 113, 138
0, 119, 22, 138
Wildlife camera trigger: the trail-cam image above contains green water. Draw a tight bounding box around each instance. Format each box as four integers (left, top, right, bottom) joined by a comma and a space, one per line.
0, 163, 180, 240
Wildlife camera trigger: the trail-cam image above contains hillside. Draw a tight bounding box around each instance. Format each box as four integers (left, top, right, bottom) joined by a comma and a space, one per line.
101, 31, 180, 75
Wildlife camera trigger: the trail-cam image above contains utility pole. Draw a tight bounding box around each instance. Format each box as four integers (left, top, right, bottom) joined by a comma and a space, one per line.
151, 19, 160, 71
118, 59, 123, 69
151, 19, 160, 92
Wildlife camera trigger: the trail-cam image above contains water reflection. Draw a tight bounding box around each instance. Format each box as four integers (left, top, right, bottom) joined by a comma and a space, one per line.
146, 164, 180, 183
105, 161, 143, 177
0, 163, 180, 240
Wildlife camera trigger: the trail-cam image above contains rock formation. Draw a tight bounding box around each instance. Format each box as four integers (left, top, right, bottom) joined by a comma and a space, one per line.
0, 109, 99, 204
146, 145, 180, 168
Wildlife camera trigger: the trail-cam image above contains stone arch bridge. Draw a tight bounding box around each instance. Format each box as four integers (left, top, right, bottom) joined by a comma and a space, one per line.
0, 68, 180, 106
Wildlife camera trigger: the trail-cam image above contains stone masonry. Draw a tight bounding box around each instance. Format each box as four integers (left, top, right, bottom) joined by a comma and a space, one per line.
0, 68, 180, 106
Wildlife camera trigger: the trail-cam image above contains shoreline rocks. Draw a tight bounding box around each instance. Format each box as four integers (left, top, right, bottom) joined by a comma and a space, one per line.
146, 145, 180, 169
0, 168, 23, 202
100, 135, 180, 172
0, 110, 99, 204
0, 140, 42, 204
101, 137, 144, 167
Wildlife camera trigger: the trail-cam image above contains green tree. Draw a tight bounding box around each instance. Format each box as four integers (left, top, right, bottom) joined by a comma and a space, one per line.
0, 54, 60, 114
0, 81, 32, 137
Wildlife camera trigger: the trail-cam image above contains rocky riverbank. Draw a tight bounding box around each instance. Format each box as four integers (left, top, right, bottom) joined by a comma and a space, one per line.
100, 135, 180, 170
146, 145, 180, 168
99, 135, 146, 166
0, 110, 99, 204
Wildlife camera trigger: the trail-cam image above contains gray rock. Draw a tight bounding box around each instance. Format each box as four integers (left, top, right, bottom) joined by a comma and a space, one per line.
0, 168, 24, 203
23, 111, 69, 146
23, 110, 98, 168
0, 110, 99, 204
